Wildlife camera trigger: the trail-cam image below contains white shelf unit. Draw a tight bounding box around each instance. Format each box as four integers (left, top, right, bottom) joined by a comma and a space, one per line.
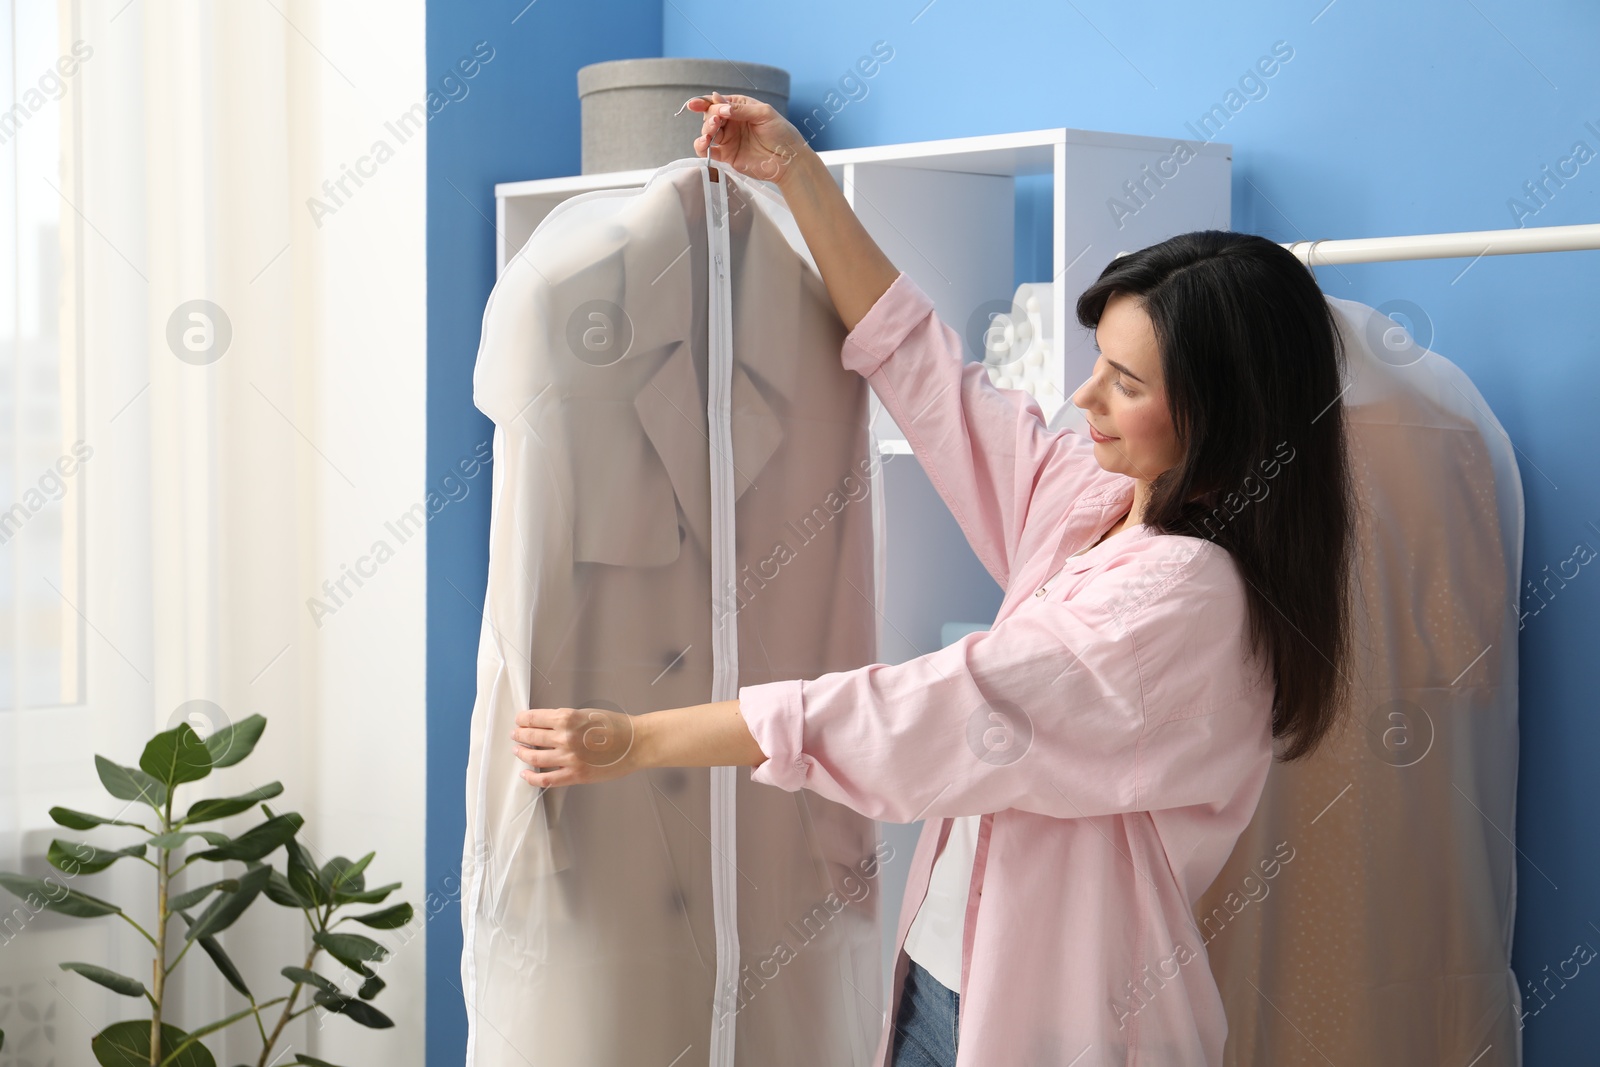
492, 127, 1231, 1002
494, 127, 1232, 451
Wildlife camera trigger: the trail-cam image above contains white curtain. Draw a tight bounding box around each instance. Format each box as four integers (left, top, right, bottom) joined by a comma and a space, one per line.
1197, 294, 1524, 1066
0, 2, 426, 1064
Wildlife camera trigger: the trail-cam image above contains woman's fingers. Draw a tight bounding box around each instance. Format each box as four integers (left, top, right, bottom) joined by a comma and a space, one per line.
686, 94, 739, 149
683, 91, 730, 112
510, 710, 569, 771
510, 740, 557, 767
509, 723, 555, 749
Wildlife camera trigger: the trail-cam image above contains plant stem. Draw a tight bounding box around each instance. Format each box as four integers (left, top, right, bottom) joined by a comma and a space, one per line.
257, 946, 319, 1067
115, 910, 160, 948
165, 934, 196, 975
156, 997, 287, 1067
250, 993, 270, 1047
150, 795, 173, 1067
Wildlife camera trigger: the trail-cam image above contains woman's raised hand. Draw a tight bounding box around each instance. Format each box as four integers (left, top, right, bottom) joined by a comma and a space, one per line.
685, 90, 899, 332
684, 92, 808, 186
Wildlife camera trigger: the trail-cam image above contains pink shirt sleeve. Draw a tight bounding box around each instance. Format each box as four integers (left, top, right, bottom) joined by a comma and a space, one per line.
838, 270, 1116, 589
738, 538, 1273, 822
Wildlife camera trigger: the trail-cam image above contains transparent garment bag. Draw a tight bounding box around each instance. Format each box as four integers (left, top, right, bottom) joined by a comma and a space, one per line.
460, 158, 887, 1066
1193, 296, 1525, 1066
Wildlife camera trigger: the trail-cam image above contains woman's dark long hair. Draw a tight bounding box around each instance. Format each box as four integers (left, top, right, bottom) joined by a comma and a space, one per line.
1075, 229, 1355, 762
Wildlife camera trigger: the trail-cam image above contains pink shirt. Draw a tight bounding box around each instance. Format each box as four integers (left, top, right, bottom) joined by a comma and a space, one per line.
737, 271, 1276, 1066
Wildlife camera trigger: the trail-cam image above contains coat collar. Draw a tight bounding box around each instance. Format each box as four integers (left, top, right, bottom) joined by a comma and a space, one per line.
538, 166, 786, 566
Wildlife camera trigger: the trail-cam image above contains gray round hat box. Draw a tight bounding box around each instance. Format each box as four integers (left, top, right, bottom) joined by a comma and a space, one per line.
577, 58, 790, 174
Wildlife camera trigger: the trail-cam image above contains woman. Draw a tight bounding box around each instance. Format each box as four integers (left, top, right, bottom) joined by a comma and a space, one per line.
510, 93, 1355, 1066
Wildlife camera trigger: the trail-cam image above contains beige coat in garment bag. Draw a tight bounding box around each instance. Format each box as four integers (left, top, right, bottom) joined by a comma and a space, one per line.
1192, 296, 1525, 1066
461, 158, 887, 1066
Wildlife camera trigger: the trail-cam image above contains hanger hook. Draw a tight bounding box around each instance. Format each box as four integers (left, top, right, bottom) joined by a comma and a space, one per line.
675, 93, 722, 173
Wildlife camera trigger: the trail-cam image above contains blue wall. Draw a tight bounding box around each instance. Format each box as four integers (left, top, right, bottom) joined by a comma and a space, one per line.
427, 0, 1600, 1061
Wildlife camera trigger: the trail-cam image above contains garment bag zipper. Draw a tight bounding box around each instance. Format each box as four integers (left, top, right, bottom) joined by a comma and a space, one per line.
703, 164, 742, 1067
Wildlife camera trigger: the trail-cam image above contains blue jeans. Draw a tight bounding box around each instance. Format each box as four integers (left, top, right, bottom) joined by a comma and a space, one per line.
891, 958, 959, 1067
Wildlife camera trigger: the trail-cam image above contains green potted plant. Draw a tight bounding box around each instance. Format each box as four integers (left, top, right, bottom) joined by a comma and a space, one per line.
0, 714, 412, 1066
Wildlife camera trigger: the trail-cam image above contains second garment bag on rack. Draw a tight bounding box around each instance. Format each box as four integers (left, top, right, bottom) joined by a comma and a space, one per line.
1195, 295, 1525, 1066
460, 157, 889, 1067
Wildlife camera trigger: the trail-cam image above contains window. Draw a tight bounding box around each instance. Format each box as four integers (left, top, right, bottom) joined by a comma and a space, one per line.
0, 0, 85, 709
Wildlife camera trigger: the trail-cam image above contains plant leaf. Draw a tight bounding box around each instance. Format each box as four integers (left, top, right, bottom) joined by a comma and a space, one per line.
147, 830, 232, 851
287, 838, 327, 908
60, 962, 147, 998
0, 871, 122, 918
193, 813, 303, 863
357, 973, 385, 1000
204, 714, 266, 768
311, 991, 394, 1029
332, 881, 399, 905
290, 1056, 345, 1067
259, 864, 310, 909
182, 782, 283, 825
312, 931, 387, 974
49, 806, 147, 831
94, 755, 167, 809
317, 855, 359, 894
48, 838, 147, 875
167, 879, 240, 913
195, 932, 252, 999
140, 723, 214, 789
186, 865, 272, 942
91, 1020, 216, 1067
281, 966, 340, 995
173, 903, 255, 998
348, 902, 412, 930
326, 852, 374, 894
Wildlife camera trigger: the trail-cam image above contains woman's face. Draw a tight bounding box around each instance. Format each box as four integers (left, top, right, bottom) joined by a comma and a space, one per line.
1069, 291, 1183, 483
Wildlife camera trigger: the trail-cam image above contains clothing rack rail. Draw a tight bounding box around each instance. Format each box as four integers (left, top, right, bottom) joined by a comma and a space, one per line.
1281, 220, 1600, 265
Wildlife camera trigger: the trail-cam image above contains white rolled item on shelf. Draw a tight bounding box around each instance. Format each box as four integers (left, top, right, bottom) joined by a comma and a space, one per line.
984, 281, 1066, 424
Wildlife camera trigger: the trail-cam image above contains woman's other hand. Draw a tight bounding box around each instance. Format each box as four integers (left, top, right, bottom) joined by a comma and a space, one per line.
511, 706, 638, 787
685, 92, 808, 188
